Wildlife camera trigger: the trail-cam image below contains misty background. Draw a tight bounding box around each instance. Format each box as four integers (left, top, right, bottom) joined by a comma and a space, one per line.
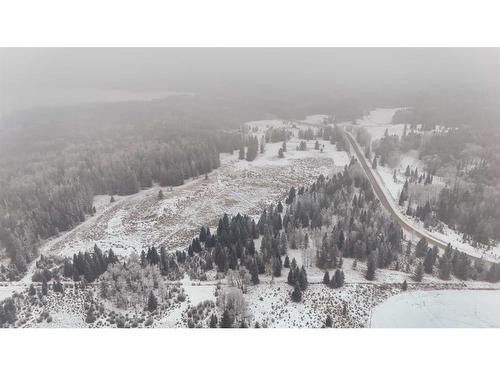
0, 48, 499, 128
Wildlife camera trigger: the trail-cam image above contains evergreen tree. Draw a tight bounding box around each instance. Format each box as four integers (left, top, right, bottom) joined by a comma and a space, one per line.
85, 307, 96, 324
158, 190, 164, 200
42, 278, 48, 296
402, 279, 408, 291
209, 314, 218, 328
415, 238, 428, 258
283, 255, 290, 268
220, 309, 233, 328
291, 283, 302, 302
413, 262, 424, 282
438, 255, 451, 280
325, 315, 333, 328
287, 268, 295, 285
423, 247, 437, 274
333, 269, 345, 288
147, 291, 158, 312
298, 266, 308, 290
323, 270, 330, 285
366, 254, 376, 281
277, 201, 283, 213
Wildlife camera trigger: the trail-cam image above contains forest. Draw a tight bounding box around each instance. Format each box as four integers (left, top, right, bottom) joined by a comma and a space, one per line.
368, 118, 500, 247
0, 97, 244, 279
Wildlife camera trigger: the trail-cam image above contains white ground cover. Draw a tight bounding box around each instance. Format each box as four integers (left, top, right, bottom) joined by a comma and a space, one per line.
371, 289, 500, 328
349, 108, 500, 262
29, 120, 348, 262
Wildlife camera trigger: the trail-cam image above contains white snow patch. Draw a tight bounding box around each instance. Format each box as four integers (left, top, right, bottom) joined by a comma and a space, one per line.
371, 290, 500, 328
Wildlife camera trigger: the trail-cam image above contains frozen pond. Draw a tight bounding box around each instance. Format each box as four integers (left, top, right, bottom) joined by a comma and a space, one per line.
370, 290, 500, 328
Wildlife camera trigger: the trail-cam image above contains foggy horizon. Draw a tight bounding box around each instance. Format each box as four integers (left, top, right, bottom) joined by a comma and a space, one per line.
1, 48, 499, 117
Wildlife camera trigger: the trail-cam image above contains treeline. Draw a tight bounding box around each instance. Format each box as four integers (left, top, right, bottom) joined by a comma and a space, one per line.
369, 124, 500, 246
0, 129, 240, 275
413, 238, 500, 282
264, 127, 291, 143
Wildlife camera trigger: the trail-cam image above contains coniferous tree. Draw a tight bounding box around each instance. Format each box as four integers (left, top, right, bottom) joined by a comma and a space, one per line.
438, 255, 451, 280
298, 266, 308, 290
277, 201, 283, 213
323, 270, 330, 285
283, 255, 290, 268
333, 269, 345, 288
220, 309, 233, 328
291, 283, 302, 302
415, 238, 428, 258
423, 247, 437, 274
209, 314, 218, 328
366, 254, 376, 281
147, 291, 158, 312
42, 278, 48, 296
85, 307, 96, 324
325, 315, 333, 328
413, 262, 424, 282
402, 279, 408, 291
158, 190, 164, 200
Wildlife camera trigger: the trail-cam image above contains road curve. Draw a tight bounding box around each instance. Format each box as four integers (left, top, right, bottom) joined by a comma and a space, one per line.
344, 130, 493, 264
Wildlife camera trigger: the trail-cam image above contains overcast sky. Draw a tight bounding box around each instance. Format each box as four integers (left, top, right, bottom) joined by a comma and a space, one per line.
0, 48, 499, 115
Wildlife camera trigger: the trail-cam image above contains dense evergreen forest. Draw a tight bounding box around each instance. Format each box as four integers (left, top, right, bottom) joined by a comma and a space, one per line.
0, 97, 244, 277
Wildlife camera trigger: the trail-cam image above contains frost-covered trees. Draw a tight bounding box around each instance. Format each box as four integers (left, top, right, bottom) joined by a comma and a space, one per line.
413, 262, 424, 282
99, 252, 164, 309
217, 286, 247, 318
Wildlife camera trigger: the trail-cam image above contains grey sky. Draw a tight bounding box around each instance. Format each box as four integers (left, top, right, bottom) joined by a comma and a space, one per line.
0, 48, 499, 115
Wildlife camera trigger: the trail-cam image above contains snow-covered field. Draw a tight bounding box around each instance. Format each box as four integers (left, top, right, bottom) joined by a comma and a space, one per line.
33, 120, 348, 261
371, 290, 500, 328
3, 112, 500, 328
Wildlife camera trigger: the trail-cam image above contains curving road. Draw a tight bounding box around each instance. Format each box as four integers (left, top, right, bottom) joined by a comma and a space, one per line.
344, 130, 495, 264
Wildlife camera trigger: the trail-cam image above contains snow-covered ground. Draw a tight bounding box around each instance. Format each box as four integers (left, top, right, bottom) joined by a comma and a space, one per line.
371, 289, 500, 328
16, 119, 350, 264
349, 108, 500, 262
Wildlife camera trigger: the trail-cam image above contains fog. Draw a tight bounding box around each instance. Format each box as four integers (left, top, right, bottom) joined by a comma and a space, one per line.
1, 48, 499, 117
